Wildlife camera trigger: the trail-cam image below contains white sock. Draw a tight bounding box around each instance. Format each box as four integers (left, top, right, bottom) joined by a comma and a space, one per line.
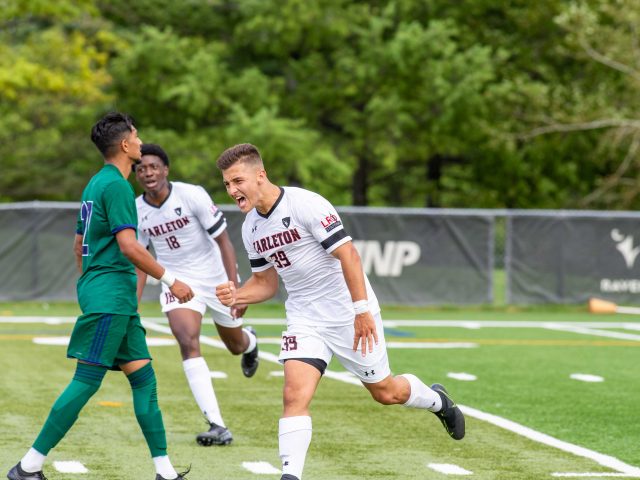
400, 374, 442, 412
242, 327, 257, 353
183, 357, 225, 427
153, 455, 178, 479
279, 416, 312, 479
21, 448, 46, 473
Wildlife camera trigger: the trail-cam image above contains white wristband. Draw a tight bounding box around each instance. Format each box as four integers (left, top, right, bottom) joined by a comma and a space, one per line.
160, 270, 176, 287
353, 300, 369, 315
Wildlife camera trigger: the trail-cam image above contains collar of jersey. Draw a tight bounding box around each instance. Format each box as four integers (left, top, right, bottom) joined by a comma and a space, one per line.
257, 186, 285, 219
142, 182, 173, 209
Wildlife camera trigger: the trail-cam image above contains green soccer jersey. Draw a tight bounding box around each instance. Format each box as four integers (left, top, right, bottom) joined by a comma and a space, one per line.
76, 164, 138, 315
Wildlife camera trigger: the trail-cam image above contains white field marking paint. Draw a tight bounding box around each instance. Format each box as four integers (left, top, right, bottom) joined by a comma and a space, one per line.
387, 341, 478, 349
53, 461, 88, 473
544, 324, 640, 342
210, 371, 228, 379
33, 336, 71, 345
552, 473, 640, 477
6, 316, 640, 332
570, 373, 604, 383
427, 463, 473, 475
13, 317, 640, 476
269, 371, 285, 377
460, 405, 640, 476
241, 461, 280, 474
32, 336, 175, 347
447, 372, 478, 381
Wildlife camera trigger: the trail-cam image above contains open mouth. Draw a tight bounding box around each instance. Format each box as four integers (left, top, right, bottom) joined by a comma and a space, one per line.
235, 195, 248, 209
144, 179, 158, 189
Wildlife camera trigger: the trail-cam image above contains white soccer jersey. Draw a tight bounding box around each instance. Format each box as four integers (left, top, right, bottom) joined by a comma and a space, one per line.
243, 186, 380, 327
136, 182, 228, 285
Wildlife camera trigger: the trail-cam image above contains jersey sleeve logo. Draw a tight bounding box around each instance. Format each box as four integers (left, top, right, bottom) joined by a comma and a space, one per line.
320, 214, 342, 233
174, 207, 182, 216
282, 217, 291, 228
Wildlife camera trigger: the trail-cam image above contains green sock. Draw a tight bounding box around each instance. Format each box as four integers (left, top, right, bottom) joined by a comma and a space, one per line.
127, 363, 167, 457
32, 362, 107, 454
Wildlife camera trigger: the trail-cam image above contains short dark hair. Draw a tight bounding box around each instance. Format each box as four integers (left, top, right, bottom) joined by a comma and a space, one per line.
90, 112, 136, 158
141, 143, 170, 166
216, 143, 262, 170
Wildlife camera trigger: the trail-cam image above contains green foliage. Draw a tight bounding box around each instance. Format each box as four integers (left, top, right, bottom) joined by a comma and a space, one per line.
2, 0, 640, 208
0, 3, 115, 200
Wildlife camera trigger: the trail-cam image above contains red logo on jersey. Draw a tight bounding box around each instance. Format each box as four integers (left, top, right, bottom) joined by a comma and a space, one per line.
320, 214, 342, 233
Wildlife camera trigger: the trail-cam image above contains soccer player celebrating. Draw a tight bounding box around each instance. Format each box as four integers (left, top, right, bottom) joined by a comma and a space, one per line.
134, 143, 259, 446
214, 144, 465, 480
7, 113, 192, 480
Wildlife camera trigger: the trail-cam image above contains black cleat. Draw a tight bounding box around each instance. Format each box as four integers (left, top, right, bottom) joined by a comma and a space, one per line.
431, 383, 465, 440
7, 463, 47, 480
241, 326, 259, 378
280, 475, 300, 480
155, 466, 190, 480
196, 422, 233, 446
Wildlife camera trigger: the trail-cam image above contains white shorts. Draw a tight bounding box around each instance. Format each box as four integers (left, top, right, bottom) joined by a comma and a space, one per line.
279, 313, 391, 383
160, 283, 242, 328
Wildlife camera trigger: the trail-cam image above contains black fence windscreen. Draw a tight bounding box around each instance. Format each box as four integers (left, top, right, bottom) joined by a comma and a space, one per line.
507, 214, 640, 304
0, 203, 494, 306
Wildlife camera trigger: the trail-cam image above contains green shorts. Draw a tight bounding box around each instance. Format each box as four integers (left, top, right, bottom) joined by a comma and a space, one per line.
67, 313, 151, 370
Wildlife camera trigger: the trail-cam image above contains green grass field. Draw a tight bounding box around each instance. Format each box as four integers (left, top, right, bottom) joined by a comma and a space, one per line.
1, 301, 639, 479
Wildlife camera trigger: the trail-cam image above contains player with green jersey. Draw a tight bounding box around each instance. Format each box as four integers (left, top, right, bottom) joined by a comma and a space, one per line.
7, 112, 194, 480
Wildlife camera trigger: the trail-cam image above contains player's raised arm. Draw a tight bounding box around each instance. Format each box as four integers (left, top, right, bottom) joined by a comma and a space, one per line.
331, 241, 378, 356
216, 267, 278, 306
115, 228, 194, 303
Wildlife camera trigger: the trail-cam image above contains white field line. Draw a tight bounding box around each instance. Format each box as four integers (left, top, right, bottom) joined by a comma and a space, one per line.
241, 461, 280, 474
7, 316, 640, 475
461, 405, 640, 476
53, 461, 88, 473
544, 324, 640, 342
427, 463, 473, 475
4, 316, 640, 331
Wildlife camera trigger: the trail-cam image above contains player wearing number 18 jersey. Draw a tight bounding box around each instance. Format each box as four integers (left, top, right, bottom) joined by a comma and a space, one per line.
215, 144, 465, 480
135, 144, 258, 447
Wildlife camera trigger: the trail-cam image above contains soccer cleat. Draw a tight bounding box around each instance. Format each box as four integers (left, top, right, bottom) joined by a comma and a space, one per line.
280, 475, 300, 480
241, 326, 259, 378
196, 422, 233, 446
155, 466, 190, 480
7, 463, 47, 480
431, 383, 465, 440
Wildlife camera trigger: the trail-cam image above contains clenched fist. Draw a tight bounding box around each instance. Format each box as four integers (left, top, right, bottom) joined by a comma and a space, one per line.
216, 280, 237, 307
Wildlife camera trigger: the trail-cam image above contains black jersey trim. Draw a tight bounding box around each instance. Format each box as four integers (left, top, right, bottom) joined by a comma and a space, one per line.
257, 186, 284, 219
250, 257, 269, 268
206, 216, 226, 235
320, 229, 348, 250
283, 358, 327, 375
142, 182, 173, 208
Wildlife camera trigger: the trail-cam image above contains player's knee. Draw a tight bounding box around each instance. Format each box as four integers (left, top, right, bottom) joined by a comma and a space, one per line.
369, 386, 402, 405
178, 337, 200, 358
